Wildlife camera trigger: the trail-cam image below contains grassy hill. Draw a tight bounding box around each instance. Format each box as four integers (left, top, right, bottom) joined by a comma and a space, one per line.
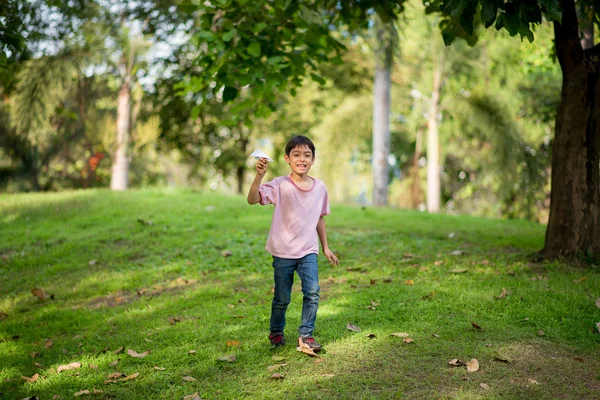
1, 188, 599, 399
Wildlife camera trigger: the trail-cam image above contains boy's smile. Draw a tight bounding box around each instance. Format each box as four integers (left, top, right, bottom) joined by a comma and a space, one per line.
284, 145, 315, 178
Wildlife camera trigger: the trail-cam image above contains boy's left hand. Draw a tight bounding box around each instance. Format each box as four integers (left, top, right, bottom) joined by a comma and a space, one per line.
323, 248, 339, 266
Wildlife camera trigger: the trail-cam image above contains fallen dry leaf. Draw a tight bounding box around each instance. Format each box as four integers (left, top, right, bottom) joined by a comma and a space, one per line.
596, 322, 600, 333
450, 250, 466, 255
45, 339, 53, 349
346, 323, 362, 333
154, 366, 166, 371
57, 362, 81, 373
127, 349, 150, 358
432, 333, 440, 338
30, 351, 40, 359
322, 373, 335, 377
267, 363, 287, 371
31, 288, 47, 302
271, 356, 286, 362
449, 359, 465, 367
88, 259, 97, 266
528, 378, 539, 385
183, 393, 201, 400
595, 298, 600, 308
366, 333, 376, 339
188, 350, 197, 355
217, 355, 236, 363
74, 390, 90, 397
168, 317, 181, 325
88, 364, 98, 370
404, 279, 415, 285
296, 338, 319, 357
21, 374, 39, 383
433, 261, 443, 266
480, 383, 490, 390
226, 340, 241, 347
471, 322, 483, 330
34, 363, 42, 368
492, 357, 510, 363
107, 372, 125, 379
403, 338, 414, 344
182, 376, 197, 382
222, 250, 233, 257
573, 277, 586, 283
480, 260, 490, 265
573, 357, 585, 363
119, 372, 139, 381
390, 332, 409, 338
114, 347, 124, 355
466, 358, 480, 372
53, 396, 61, 400
537, 330, 545, 336
92, 390, 103, 395
271, 373, 285, 379
109, 360, 119, 367
495, 288, 508, 299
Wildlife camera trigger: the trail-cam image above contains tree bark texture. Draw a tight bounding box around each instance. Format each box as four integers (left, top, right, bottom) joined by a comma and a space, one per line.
372, 28, 392, 207
110, 79, 130, 191
544, 0, 600, 259
426, 52, 444, 213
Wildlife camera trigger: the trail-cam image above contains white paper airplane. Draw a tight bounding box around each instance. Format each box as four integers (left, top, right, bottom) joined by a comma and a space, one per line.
249, 150, 273, 161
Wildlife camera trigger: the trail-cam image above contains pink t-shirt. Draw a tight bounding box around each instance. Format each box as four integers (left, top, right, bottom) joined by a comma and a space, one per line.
259, 175, 330, 259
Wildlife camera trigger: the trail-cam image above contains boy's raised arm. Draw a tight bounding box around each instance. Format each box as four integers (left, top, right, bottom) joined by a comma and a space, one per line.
247, 158, 268, 204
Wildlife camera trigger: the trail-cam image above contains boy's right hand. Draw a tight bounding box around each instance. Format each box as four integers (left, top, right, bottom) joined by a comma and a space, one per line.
256, 157, 268, 176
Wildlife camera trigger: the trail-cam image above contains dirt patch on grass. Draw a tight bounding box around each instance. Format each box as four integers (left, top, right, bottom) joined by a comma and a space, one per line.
83, 278, 200, 309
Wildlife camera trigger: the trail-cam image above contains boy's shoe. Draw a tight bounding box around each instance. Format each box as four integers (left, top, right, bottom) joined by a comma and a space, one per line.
299, 336, 322, 353
269, 332, 285, 348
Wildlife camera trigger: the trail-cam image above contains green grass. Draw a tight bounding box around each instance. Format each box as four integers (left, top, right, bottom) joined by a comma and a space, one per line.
1, 188, 599, 399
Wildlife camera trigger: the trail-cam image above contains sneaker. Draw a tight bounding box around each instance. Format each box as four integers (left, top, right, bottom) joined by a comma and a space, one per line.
299, 336, 322, 353
269, 332, 285, 347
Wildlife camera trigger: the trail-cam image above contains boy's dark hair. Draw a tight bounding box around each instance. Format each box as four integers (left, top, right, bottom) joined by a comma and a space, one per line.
285, 135, 316, 156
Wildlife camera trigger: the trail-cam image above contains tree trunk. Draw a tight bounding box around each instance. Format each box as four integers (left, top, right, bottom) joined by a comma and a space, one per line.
543, 0, 600, 260
372, 36, 392, 206
426, 51, 444, 213
410, 127, 423, 209
110, 78, 130, 191
30, 144, 40, 191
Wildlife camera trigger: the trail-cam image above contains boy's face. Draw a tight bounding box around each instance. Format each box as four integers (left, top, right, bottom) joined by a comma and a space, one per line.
284, 145, 315, 176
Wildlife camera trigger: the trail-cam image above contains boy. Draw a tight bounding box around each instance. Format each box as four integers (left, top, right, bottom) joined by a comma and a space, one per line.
247, 135, 339, 352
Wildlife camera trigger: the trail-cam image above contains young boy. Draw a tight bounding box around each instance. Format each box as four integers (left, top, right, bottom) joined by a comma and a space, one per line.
247, 135, 339, 352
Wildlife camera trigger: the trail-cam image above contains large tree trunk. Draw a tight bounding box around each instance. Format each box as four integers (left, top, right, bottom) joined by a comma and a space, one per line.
110, 78, 130, 191
426, 51, 444, 213
543, 0, 600, 260
372, 23, 392, 207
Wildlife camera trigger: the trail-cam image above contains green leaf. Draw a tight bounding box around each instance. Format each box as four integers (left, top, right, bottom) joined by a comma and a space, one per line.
222, 86, 239, 102
253, 22, 268, 33
247, 41, 261, 57
222, 28, 237, 42
309, 73, 326, 85
267, 56, 284, 65
196, 31, 215, 42
190, 106, 200, 120
539, 0, 561, 22
481, 0, 500, 27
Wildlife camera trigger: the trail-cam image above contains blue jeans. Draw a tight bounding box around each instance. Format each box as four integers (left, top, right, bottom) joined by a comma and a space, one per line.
270, 253, 320, 337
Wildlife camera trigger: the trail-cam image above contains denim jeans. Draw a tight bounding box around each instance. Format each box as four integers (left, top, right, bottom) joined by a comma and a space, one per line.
270, 253, 320, 337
